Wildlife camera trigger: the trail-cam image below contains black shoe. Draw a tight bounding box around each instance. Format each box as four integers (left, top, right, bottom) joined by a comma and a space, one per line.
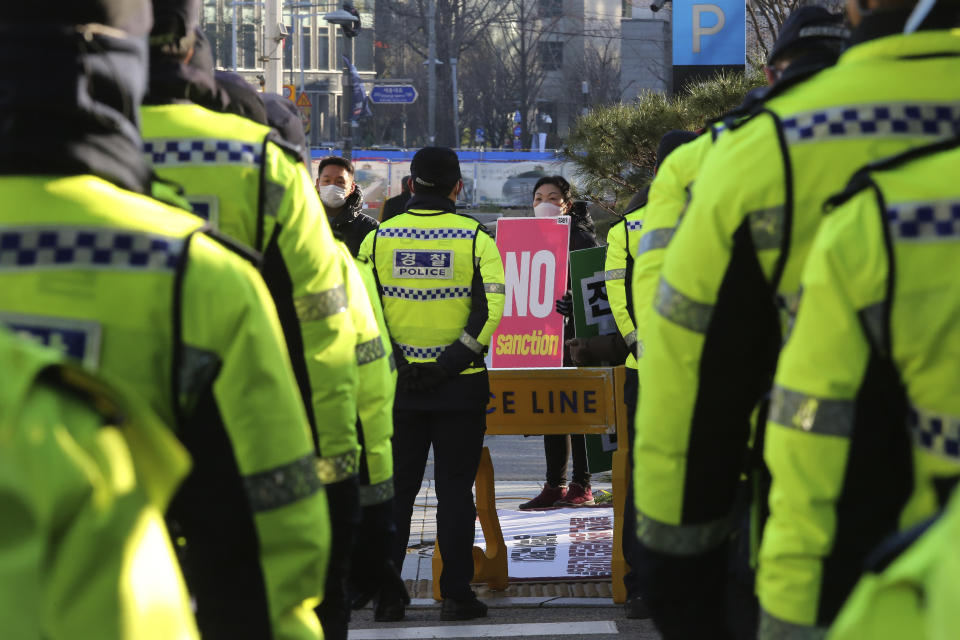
374, 596, 405, 622
440, 595, 488, 621
624, 595, 650, 619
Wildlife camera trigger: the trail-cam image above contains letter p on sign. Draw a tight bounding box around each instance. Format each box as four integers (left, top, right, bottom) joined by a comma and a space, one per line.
692, 4, 725, 54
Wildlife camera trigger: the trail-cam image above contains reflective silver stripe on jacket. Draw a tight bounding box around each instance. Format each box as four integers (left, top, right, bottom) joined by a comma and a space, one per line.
388, 352, 397, 372
748, 206, 786, 251
759, 609, 828, 640
605, 268, 626, 281
484, 282, 506, 294
637, 227, 675, 255
359, 477, 395, 506
654, 277, 713, 334
459, 331, 484, 354
398, 343, 445, 360
636, 510, 732, 555
316, 449, 360, 484
294, 284, 348, 321
909, 406, 960, 461
624, 330, 637, 347
356, 336, 386, 366
244, 454, 324, 512
769, 386, 855, 437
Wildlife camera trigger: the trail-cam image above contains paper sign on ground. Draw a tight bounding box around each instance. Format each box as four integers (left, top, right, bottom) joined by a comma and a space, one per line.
474, 508, 612, 581
491, 217, 570, 368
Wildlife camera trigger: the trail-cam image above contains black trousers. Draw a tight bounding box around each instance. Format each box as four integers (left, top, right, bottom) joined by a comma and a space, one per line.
391, 408, 486, 600
544, 433, 591, 487
621, 367, 641, 597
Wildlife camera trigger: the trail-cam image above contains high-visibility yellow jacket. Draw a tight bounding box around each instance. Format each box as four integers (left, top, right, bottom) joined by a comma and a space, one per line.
0, 175, 330, 640
633, 27, 960, 637
763, 136, 960, 637
141, 103, 360, 482
0, 329, 198, 640
335, 242, 396, 506
358, 201, 505, 410
604, 208, 645, 370
631, 131, 716, 365
829, 488, 960, 640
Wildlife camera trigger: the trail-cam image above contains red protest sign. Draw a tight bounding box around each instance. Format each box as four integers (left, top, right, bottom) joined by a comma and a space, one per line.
491, 217, 570, 368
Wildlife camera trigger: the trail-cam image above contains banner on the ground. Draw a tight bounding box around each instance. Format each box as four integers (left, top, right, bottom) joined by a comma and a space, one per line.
491, 217, 570, 368
569, 246, 616, 339
474, 508, 612, 581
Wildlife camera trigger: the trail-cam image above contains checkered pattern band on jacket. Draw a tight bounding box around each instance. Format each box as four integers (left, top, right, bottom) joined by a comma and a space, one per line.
0, 226, 183, 271
381, 286, 471, 301
782, 103, 960, 144
143, 139, 263, 166
377, 227, 475, 240
888, 200, 960, 240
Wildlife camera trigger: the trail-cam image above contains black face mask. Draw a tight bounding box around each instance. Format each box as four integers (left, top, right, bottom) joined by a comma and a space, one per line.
0, 23, 152, 193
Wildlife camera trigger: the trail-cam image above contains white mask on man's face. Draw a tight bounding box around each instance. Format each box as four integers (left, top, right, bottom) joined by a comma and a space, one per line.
534, 202, 563, 218
318, 184, 348, 208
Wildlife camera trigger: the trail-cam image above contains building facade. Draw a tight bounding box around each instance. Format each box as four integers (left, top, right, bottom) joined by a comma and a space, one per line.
201, 0, 377, 145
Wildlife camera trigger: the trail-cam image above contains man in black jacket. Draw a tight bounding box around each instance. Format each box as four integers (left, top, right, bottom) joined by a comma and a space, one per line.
316, 156, 379, 256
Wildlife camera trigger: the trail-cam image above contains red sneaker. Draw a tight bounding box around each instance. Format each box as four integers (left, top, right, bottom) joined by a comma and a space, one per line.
554, 482, 594, 506
519, 483, 567, 510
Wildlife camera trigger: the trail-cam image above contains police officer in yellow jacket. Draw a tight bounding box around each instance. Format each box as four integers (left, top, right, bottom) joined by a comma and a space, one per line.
0, 5, 330, 638
359, 147, 506, 621
633, 0, 960, 636
338, 245, 412, 620
0, 330, 198, 640
830, 488, 960, 640
763, 135, 960, 638
140, 4, 361, 637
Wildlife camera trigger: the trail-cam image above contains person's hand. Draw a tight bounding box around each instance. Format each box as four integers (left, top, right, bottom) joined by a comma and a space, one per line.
400, 362, 451, 392
555, 291, 573, 317
396, 364, 420, 393
565, 338, 591, 366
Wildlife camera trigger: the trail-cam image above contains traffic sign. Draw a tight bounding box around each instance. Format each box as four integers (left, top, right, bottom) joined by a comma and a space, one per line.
369, 85, 418, 104
296, 92, 312, 107
513, 125, 522, 137
282, 84, 296, 101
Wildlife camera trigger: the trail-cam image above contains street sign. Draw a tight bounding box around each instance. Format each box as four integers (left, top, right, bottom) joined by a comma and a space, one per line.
296, 92, 311, 134
369, 85, 418, 104
282, 84, 296, 101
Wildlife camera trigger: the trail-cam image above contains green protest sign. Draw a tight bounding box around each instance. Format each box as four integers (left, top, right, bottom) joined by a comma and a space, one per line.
569, 246, 617, 473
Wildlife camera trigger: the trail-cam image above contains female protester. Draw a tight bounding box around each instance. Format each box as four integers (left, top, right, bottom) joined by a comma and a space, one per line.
520, 176, 599, 509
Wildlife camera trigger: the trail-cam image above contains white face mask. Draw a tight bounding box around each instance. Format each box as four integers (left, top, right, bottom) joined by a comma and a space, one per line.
534, 202, 564, 218
318, 184, 348, 209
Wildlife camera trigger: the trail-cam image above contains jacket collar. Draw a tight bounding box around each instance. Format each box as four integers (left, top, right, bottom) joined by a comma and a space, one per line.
405, 193, 457, 214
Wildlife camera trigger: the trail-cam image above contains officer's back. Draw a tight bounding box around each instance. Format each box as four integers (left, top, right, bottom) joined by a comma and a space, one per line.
0, 4, 329, 639
0, 329, 199, 640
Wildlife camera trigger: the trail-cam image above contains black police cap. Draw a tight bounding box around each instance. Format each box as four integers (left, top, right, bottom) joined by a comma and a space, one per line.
1, 0, 152, 36
410, 147, 462, 192
767, 6, 849, 66
656, 130, 697, 168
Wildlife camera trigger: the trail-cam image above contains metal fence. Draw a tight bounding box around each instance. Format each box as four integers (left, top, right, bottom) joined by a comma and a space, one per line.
308, 149, 584, 211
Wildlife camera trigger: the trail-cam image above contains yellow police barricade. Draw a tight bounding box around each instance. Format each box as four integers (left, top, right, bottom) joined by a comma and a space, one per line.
432, 366, 631, 603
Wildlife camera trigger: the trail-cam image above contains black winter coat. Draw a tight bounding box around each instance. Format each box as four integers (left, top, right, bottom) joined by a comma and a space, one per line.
329, 185, 379, 257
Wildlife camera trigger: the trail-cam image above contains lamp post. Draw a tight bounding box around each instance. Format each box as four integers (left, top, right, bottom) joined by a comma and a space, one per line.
324, 7, 360, 161
450, 57, 459, 148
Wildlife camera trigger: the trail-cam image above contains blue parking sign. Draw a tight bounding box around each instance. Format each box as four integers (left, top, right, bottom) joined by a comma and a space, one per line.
672, 0, 745, 66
